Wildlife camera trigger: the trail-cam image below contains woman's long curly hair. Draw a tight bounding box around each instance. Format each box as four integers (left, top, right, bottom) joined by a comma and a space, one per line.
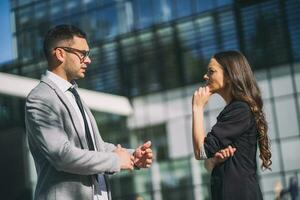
213, 50, 272, 170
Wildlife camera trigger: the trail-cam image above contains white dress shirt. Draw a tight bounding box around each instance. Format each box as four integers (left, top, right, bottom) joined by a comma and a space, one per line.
46, 70, 108, 200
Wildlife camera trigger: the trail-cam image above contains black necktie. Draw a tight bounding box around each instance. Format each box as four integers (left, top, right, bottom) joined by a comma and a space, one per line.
69, 87, 95, 151
69, 87, 99, 182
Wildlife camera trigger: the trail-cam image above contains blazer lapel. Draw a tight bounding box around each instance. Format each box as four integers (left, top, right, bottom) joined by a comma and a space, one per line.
41, 76, 88, 149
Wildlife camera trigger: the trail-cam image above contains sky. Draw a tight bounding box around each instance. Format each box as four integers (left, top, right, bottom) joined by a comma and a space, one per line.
0, 0, 13, 64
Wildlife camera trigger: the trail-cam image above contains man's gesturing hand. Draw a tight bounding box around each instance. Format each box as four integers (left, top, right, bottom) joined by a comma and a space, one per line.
113, 144, 134, 170
133, 141, 153, 168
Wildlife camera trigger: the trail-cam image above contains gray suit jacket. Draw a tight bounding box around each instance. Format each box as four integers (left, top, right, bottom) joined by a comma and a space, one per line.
25, 76, 125, 200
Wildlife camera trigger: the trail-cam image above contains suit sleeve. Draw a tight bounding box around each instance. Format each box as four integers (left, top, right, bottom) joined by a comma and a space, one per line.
204, 101, 253, 158
25, 95, 121, 175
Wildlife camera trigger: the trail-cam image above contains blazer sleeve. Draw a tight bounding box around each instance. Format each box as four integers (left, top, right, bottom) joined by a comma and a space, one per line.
25, 95, 121, 175
204, 101, 253, 158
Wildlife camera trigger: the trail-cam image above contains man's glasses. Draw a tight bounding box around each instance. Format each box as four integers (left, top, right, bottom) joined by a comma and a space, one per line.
54, 47, 90, 62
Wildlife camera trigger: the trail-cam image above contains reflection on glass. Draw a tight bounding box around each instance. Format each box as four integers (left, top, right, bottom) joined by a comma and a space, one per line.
153, 0, 172, 22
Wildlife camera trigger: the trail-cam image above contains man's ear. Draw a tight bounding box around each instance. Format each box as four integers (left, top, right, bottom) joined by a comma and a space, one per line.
54, 48, 65, 63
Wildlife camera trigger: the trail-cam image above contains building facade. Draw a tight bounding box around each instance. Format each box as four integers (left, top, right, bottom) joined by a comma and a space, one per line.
0, 0, 300, 199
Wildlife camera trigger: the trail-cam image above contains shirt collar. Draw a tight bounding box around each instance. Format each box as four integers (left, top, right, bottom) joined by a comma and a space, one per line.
45, 70, 76, 92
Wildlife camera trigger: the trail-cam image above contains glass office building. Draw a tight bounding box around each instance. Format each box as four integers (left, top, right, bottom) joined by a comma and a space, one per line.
0, 0, 300, 199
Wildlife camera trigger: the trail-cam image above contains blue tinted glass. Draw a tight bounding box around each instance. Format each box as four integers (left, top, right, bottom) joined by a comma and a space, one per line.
285, 0, 300, 60
101, 4, 118, 38
152, 0, 173, 23
218, 10, 239, 50
66, 0, 81, 15
216, 0, 232, 7
195, 16, 217, 60
197, 0, 213, 13
176, 0, 192, 18
117, 1, 134, 34
135, 0, 154, 29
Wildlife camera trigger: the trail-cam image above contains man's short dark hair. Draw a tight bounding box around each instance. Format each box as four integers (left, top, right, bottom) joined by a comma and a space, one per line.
43, 24, 87, 62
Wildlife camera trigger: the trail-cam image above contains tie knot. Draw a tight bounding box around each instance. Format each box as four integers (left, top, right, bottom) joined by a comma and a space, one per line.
69, 87, 80, 98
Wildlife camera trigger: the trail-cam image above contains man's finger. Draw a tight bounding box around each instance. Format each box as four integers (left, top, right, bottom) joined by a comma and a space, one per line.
146, 159, 152, 164
145, 148, 152, 154
141, 141, 152, 150
146, 152, 153, 158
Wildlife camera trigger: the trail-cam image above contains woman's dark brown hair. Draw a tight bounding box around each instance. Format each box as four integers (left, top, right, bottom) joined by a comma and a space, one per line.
213, 50, 272, 170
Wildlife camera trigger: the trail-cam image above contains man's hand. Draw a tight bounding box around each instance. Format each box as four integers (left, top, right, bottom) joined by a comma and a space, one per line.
133, 141, 153, 168
214, 145, 236, 163
113, 144, 134, 170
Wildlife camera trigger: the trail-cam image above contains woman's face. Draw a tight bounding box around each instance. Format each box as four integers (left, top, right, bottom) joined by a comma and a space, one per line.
204, 58, 227, 94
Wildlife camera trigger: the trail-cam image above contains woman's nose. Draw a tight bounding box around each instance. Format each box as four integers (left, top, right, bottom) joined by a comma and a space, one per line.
203, 74, 209, 80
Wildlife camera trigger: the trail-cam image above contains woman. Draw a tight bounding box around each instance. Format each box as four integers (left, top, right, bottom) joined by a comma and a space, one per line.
192, 50, 272, 200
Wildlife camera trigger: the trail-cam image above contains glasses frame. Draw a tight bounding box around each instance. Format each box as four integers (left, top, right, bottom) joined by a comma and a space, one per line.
54, 46, 90, 62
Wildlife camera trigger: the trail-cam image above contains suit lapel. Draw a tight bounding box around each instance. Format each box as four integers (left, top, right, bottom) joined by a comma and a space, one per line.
41, 76, 88, 149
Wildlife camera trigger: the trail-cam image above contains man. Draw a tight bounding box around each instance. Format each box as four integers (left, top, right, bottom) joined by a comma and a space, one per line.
25, 24, 153, 200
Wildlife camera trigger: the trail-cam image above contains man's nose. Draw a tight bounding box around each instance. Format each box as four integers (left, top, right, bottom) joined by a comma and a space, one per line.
84, 55, 91, 64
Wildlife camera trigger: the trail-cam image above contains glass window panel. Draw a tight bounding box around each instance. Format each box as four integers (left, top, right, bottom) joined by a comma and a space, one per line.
117, 1, 134, 34
218, 10, 239, 50
256, 70, 271, 99
259, 174, 283, 194
264, 100, 276, 140
294, 62, 300, 92
92, 42, 120, 94
167, 118, 190, 158
131, 169, 152, 196
207, 93, 226, 111
156, 27, 181, 90
160, 158, 194, 200
281, 138, 300, 171
18, 7, 31, 30
152, 0, 172, 23
197, 0, 213, 13
82, 0, 100, 10
166, 90, 185, 118
271, 66, 294, 97
34, 1, 48, 21
241, 1, 289, 69
100, 4, 118, 39
175, 0, 192, 18
274, 97, 299, 138
195, 16, 217, 61
18, 31, 34, 61
66, 0, 81, 15
285, 0, 300, 61
216, 0, 232, 7
50, 0, 65, 20
17, 0, 31, 7
177, 21, 204, 84
133, 124, 168, 161
208, 109, 221, 131
135, 0, 154, 29
177, 21, 195, 47
146, 94, 166, 125
284, 171, 300, 196
259, 141, 281, 176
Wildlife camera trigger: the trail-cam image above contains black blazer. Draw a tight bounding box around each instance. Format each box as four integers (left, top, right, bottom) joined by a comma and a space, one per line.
204, 100, 263, 200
